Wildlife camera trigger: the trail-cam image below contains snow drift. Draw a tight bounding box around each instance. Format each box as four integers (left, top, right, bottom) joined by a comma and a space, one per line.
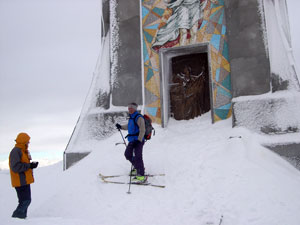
1, 115, 300, 225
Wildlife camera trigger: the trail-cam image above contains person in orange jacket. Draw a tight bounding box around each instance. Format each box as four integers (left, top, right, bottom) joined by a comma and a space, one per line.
9, 133, 38, 219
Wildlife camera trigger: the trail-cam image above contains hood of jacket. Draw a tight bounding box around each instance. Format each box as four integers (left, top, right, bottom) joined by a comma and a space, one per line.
15, 133, 30, 149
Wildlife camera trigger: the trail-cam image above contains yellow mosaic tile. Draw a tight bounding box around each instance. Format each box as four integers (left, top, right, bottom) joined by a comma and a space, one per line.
147, 98, 161, 108
211, 6, 223, 15
217, 53, 222, 65
204, 34, 213, 42
145, 74, 160, 97
227, 108, 232, 118
211, 49, 219, 63
222, 59, 231, 72
149, 55, 159, 71
214, 27, 221, 35
214, 114, 221, 122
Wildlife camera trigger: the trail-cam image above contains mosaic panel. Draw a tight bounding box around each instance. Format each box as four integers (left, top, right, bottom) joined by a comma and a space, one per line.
142, 0, 232, 123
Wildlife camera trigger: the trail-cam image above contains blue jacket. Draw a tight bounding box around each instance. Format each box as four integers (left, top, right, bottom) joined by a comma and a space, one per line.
127, 111, 143, 142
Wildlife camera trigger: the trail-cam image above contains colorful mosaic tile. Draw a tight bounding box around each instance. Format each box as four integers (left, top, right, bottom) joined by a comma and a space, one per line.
142, 0, 232, 123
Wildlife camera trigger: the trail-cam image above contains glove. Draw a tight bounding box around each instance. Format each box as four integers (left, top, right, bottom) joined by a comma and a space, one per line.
30, 161, 39, 169
116, 123, 122, 130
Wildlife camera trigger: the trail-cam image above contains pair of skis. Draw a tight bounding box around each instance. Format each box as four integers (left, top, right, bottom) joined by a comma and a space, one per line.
99, 173, 165, 188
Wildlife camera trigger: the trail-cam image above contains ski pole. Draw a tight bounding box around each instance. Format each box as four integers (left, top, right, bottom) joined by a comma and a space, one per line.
127, 162, 133, 194
118, 128, 127, 147
117, 129, 133, 194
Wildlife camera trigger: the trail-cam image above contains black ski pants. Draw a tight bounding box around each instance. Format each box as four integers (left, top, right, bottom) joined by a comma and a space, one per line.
12, 184, 31, 219
124, 140, 145, 176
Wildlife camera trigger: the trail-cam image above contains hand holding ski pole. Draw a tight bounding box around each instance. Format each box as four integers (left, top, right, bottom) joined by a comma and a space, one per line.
115, 123, 122, 130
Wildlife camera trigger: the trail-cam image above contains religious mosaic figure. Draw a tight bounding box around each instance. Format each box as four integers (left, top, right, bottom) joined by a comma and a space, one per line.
152, 0, 218, 51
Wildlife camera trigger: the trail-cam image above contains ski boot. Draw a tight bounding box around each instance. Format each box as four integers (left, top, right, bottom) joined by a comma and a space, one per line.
132, 175, 147, 183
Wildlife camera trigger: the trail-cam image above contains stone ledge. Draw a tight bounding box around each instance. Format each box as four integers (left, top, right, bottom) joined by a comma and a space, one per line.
232, 93, 300, 134
264, 142, 300, 170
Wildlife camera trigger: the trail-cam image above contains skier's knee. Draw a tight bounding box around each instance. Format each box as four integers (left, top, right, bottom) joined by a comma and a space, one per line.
124, 152, 132, 161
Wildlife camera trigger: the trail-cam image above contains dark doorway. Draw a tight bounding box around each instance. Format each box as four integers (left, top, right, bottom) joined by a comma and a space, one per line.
170, 53, 210, 120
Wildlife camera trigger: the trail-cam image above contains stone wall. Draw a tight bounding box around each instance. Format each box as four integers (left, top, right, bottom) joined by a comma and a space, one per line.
224, 0, 271, 97
110, 0, 143, 106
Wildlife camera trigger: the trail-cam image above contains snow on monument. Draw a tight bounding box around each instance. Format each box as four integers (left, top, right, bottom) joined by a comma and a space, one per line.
64, 0, 300, 169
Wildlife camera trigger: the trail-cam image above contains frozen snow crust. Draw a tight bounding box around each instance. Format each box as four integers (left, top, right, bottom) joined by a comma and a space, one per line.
2, 114, 300, 225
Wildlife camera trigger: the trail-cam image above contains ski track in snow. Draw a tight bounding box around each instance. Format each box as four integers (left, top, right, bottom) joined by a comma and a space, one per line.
1, 114, 300, 225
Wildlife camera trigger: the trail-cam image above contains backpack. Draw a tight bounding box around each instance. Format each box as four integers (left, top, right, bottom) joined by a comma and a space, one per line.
133, 114, 155, 141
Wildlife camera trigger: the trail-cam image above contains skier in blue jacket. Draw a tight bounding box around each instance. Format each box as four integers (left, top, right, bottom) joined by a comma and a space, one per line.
116, 103, 146, 182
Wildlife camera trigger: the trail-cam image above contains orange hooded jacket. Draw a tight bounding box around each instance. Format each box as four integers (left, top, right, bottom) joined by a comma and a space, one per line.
9, 133, 34, 187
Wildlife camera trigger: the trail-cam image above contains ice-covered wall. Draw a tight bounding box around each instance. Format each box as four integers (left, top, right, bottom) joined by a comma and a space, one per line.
233, 91, 300, 133
110, 0, 143, 106
64, 32, 113, 169
64, 0, 143, 169
224, 0, 271, 97
231, 0, 300, 134
263, 0, 300, 92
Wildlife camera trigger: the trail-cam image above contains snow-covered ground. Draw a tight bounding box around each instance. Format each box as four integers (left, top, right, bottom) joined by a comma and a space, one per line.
1, 113, 300, 225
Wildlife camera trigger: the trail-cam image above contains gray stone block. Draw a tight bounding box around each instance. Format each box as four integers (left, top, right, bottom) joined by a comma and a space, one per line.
224, 0, 271, 97
264, 143, 300, 170
111, 0, 142, 106
64, 152, 90, 170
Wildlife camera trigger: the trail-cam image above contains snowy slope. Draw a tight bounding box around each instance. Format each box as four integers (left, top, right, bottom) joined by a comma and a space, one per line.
1, 114, 300, 225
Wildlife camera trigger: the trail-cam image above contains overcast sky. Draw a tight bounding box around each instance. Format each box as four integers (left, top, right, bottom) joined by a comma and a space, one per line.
0, 0, 101, 154
0, 0, 299, 155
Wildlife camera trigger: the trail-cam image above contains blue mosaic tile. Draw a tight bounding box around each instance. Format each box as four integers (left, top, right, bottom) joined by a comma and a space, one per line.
146, 107, 158, 117
215, 108, 230, 120
142, 6, 149, 19
210, 34, 221, 50
221, 75, 231, 91
152, 7, 164, 17
143, 41, 149, 62
143, 30, 153, 43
